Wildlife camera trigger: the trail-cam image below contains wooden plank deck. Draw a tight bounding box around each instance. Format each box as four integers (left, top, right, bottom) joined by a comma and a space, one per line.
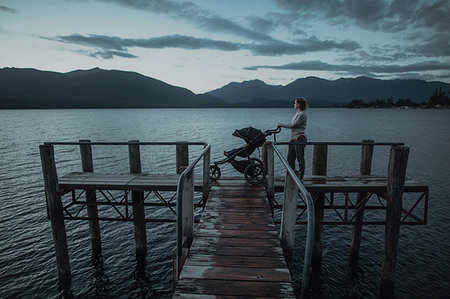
58, 172, 204, 192
58, 172, 427, 194
173, 183, 296, 298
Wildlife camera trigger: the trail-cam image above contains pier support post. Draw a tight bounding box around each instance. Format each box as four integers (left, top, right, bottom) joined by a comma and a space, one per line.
312, 144, 327, 268
350, 139, 374, 258
40, 144, 71, 291
202, 145, 210, 205
265, 142, 275, 214
176, 143, 189, 174
381, 145, 409, 297
79, 140, 102, 258
280, 173, 297, 272
176, 166, 195, 277
128, 140, 147, 260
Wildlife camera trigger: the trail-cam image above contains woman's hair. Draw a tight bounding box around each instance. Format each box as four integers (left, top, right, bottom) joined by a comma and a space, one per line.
296, 97, 307, 110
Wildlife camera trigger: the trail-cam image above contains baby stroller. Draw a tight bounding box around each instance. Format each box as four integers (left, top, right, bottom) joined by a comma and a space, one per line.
209, 126, 280, 185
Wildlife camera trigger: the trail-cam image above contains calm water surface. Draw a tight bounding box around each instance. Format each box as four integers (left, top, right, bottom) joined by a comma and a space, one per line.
0, 108, 449, 298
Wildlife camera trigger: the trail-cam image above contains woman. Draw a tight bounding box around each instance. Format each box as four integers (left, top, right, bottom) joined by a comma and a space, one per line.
277, 97, 307, 180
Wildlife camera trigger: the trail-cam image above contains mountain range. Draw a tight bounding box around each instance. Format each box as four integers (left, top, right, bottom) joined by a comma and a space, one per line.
1, 67, 449, 108
0, 67, 226, 108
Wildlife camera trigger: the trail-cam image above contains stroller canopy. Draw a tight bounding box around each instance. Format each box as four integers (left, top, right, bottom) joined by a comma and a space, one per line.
232, 127, 263, 144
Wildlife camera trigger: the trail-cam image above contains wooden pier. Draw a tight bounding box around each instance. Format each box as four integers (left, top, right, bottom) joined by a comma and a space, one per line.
174, 182, 295, 298
40, 140, 429, 298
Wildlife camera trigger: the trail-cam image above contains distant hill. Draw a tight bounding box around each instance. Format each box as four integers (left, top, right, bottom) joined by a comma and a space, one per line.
0, 67, 227, 108
1, 67, 449, 108
206, 76, 450, 107
207, 79, 282, 103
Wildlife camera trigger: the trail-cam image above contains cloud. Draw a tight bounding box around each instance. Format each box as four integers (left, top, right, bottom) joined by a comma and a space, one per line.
76, 49, 138, 59
45, 33, 360, 58
247, 37, 360, 56
244, 60, 450, 76
97, 0, 273, 42
0, 5, 16, 13
273, 0, 450, 35
47, 34, 241, 54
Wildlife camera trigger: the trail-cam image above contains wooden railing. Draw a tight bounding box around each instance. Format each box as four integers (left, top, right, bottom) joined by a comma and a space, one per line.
265, 142, 315, 299
175, 143, 211, 278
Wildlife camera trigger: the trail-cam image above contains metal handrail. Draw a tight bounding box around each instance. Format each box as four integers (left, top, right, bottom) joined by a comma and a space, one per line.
272, 145, 315, 299
275, 141, 404, 146
176, 143, 211, 276
44, 141, 208, 146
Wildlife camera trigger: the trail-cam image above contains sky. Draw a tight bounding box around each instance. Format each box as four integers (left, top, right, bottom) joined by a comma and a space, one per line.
0, 0, 449, 93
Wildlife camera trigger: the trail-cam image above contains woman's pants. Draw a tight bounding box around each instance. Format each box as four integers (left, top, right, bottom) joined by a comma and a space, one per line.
287, 136, 307, 179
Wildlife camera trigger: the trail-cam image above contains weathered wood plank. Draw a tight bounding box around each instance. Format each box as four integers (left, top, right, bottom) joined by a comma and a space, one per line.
195, 229, 278, 239
179, 265, 291, 282
58, 172, 204, 191
184, 254, 287, 269
197, 222, 276, 231
192, 236, 280, 248
188, 244, 283, 257
199, 211, 274, 224
174, 278, 295, 298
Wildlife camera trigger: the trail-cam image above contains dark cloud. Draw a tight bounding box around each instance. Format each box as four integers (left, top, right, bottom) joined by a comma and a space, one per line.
244, 60, 450, 76
47, 34, 241, 53
76, 49, 138, 59
45, 33, 360, 58
410, 34, 450, 57
0, 5, 16, 13
273, 0, 450, 34
99, 0, 273, 42
248, 37, 360, 56
52, 34, 127, 51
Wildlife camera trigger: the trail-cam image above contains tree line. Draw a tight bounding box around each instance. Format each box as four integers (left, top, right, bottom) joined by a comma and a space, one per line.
336, 87, 450, 108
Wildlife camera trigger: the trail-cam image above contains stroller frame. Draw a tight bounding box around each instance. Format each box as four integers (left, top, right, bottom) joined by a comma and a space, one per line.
210, 127, 280, 185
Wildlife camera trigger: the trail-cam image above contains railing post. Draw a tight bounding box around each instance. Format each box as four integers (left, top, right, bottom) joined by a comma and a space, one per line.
262, 141, 268, 169
177, 168, 194, 276
381, 145, 409, 297
176, 142, 189, 174
40, 144, 71, 291
183, 170, 195, 247
266, 141, 275, 214
202, 145, 210, 204
128, 140, 147, 260
79, 140, 102, 258
312, 144, 327, 268
350, 139, 374, 258
280, 173, 297, 272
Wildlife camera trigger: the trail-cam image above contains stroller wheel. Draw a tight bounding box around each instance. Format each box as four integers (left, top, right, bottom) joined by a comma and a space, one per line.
209, 164, 221, 181
244, 162, 266, 185
250, 158, 263, 166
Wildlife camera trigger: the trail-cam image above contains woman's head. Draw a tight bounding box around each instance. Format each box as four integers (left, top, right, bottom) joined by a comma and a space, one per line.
295, 97, 307, 111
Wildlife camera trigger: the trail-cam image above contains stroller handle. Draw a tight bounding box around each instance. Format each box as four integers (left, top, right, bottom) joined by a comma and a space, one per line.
264, 127, 281, 135
264, 127, 281, 142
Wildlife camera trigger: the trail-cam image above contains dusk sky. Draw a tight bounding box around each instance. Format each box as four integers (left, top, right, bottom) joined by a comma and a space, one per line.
1, 0, 449, 93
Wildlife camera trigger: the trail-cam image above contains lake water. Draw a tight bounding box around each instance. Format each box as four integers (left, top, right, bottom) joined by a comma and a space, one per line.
0, 108, 449, 298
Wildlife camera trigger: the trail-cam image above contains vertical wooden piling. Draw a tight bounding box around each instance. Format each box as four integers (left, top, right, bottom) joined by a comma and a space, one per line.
176, 166, 195, 277
202, 144, 210, 204
311, 144, 327, 267
40, 144, 71, 291
381, 145, 409, 297
79, 140, 102, 258
176, 143, 189, 174
128, 140, 147, 259
280, 173, 298, 272
350, 139, 374, 258
265, 142, 275, 213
